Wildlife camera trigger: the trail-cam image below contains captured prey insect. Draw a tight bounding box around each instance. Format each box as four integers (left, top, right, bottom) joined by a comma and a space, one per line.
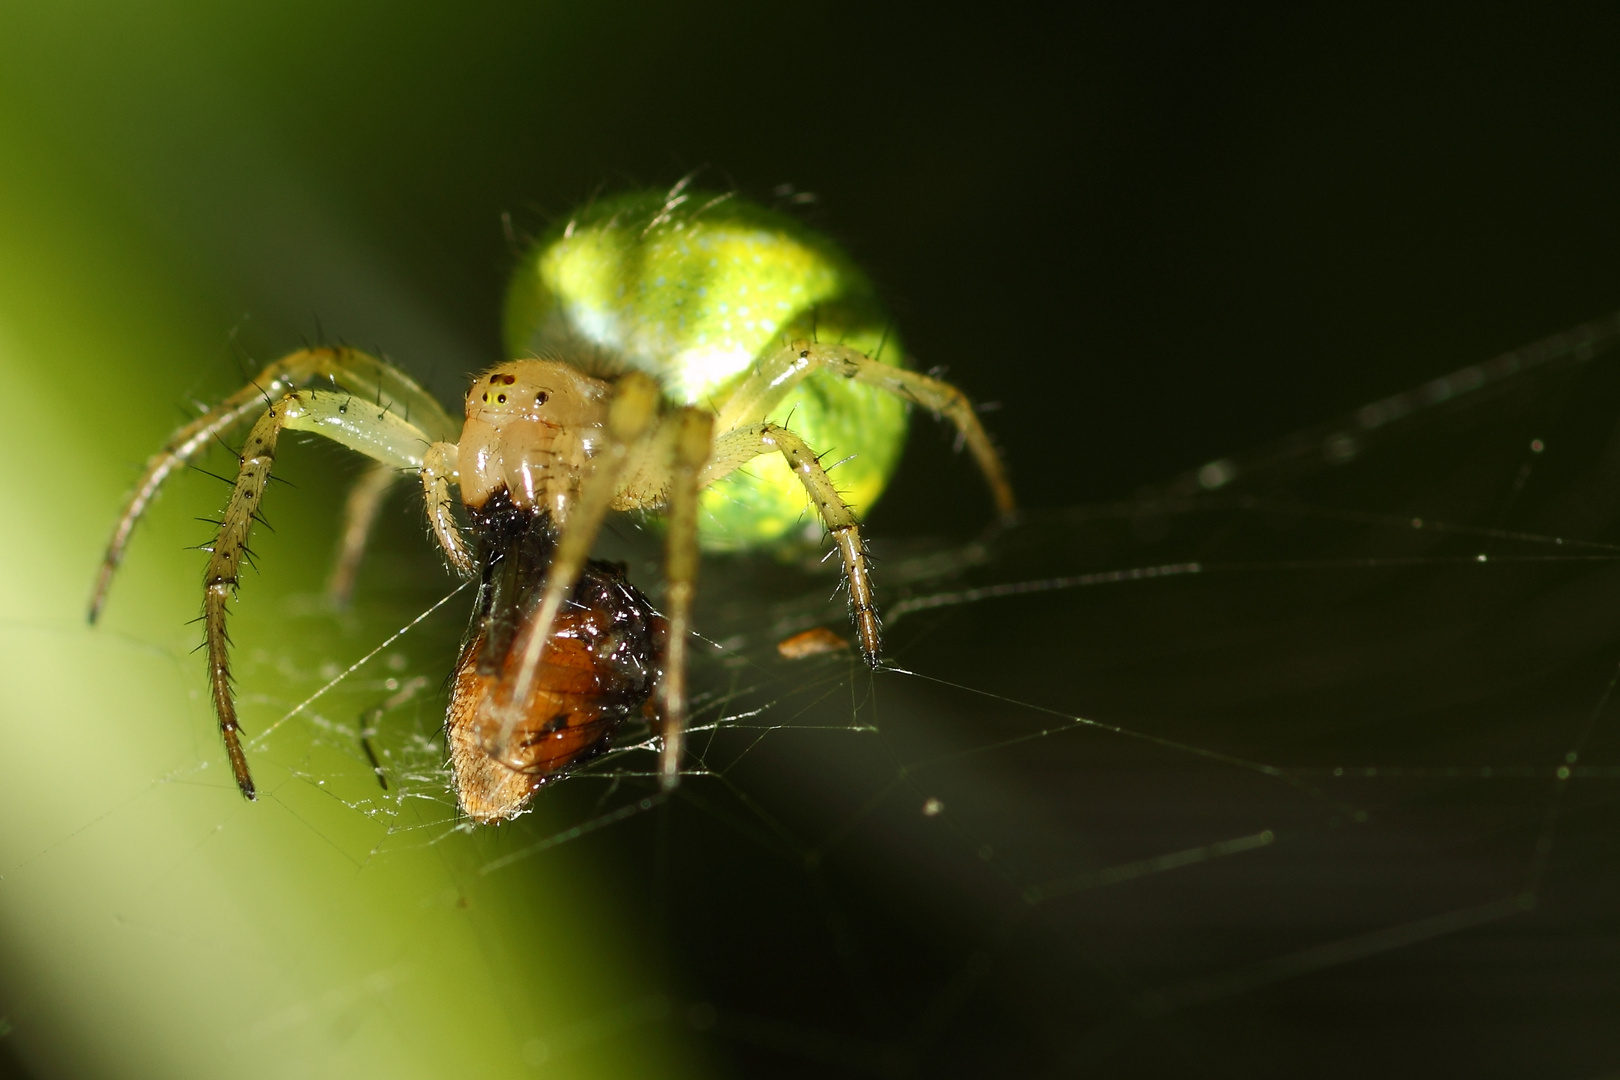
89, 184, 1016, 822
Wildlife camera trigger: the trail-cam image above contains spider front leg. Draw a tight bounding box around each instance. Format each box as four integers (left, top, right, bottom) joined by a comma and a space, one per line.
201, 387, 454, 799
714, 340, 1017, 521
702, 422, 883, 664
92, 346, 459, 621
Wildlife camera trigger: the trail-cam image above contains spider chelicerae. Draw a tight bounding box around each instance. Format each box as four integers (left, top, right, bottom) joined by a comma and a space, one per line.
90, 185, 1015, 822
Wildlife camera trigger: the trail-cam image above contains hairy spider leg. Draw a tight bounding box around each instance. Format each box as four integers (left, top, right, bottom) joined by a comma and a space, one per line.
713, 340, 1018, 522
700, 422, 882, 662
325, 461, 400, 606
480, 372, 663, 762
682, 338, 1018, 667
203, 386, 460, 799
91, 346, 459, 622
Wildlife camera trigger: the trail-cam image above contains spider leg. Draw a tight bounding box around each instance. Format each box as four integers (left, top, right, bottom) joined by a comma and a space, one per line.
329, 444, 475, 602
483, 372, 663, 760
358, 675, 431, 790
656, 407, 716, 789
702, 422, 882, 664
202, 387, 443, 799
422, 442, 475, 577
326, 461, 400, 607
91, 346, 458, 622
713, 340, 1017, 521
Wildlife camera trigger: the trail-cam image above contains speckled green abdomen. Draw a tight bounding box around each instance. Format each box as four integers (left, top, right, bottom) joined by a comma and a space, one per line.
503, 189, 908, 551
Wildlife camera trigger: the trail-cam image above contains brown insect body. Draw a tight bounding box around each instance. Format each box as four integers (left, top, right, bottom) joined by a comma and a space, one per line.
449, 489, 666, 823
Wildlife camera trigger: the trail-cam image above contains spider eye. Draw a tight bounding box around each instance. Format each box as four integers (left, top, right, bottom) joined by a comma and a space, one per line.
496, 393, 507, 404
535, 391, 549, 405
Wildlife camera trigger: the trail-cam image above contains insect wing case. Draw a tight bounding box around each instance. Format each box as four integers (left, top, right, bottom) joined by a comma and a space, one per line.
451, 492, 666, 823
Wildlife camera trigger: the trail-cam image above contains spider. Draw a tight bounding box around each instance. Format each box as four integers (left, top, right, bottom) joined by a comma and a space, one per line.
89, 183, 1015, 822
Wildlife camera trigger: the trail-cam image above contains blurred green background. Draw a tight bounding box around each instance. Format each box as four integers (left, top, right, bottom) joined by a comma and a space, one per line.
4, 4, 1620, 1078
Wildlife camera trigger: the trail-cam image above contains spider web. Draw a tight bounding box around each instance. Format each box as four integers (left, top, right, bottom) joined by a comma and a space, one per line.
186, 312, 1620, 1076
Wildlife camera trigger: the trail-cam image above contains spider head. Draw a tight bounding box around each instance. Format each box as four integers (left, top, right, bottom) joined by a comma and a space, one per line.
458, 359, 611, 518
464, 359, 612, 431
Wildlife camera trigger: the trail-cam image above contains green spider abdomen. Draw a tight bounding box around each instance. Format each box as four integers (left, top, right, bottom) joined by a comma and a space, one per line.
503, 188, 908, 552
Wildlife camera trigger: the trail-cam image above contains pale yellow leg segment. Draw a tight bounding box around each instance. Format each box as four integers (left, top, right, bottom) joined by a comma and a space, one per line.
484, 372, 663, 761
92, 346, 459, 622
421, 442, 475, 578
326, 461, 400, 607
658, 408, 715, 790
201, 387, 449, 799
713, 340, 1017, 521
702, 422, 882, 664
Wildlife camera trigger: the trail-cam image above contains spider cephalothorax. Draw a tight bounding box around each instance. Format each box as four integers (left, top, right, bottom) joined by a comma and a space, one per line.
91, 186, 1014, 821
457, 360, 610, 517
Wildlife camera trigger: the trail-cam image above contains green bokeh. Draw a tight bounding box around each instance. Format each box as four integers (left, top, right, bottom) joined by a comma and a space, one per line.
0, 13, 700, 1080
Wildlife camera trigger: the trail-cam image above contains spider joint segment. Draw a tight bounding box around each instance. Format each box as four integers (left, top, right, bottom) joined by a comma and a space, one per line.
422, 442, 474, 577
194, 382, 455, 800
91, 346, 456, 622
703, 420, 881, 663
712, 340, 1017, 524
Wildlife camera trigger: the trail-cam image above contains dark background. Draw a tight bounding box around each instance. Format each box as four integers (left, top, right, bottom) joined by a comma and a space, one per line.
8, 4, 1620, 1078
16, 4, 1620, 522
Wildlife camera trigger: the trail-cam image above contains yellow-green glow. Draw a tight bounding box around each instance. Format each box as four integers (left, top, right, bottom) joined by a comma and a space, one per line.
0, 81, 699, 1080
505, 190, 910, 552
